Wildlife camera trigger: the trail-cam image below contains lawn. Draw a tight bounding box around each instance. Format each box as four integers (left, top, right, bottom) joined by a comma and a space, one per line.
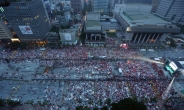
106, 32, 116, 37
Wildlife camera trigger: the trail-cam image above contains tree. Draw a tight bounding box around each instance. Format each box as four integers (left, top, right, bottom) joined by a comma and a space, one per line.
0, 98, 6, 107
6, 99, 20, 106
100, 106, 108, 110
50, 26, 59, 33
168, 38, 177, 47
105, 98, 111, 106
111, 98, 147, 110
79, 26, 85, 44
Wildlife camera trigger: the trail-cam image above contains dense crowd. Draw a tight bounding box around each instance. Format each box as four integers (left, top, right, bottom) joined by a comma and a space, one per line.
0, 37, 177, 110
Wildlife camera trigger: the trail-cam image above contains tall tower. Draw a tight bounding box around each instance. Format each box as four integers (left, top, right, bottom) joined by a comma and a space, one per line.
94, 0, 109, 12
155, 0, 184, 22
70, 0, 84, 14
3, 0, 50, 41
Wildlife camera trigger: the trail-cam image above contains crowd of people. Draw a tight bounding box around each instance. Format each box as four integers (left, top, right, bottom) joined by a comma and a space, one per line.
0, 37, 177, 110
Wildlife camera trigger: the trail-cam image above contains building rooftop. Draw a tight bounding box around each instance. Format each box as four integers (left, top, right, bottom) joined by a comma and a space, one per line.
122, 11, 170, 25
86, 12, 100, 21
86, 20, 101, 27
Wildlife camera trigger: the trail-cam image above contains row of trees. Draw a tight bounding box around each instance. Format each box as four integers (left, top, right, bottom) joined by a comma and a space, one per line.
0, 98, 50, 107
76, 98, 147, 110
0, 98, 20, 107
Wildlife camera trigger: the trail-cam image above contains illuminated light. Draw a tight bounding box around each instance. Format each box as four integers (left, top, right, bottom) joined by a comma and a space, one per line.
169, 62, 178, 71
11, 38, 20, 42
135, 56, 164, 65
162, 77, 175, 100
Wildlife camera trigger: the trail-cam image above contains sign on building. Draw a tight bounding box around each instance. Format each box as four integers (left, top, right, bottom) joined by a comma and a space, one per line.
65, 34, 71, 40
18, 26, 33, 34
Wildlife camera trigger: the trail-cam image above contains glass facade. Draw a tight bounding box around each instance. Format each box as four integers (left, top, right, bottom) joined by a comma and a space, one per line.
94, 0, 109, 12
3, 0, 50, 41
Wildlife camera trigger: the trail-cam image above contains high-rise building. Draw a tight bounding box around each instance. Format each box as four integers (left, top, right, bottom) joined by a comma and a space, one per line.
70, 0, 84, 14
155, 0, 184, 22
0, 19, 13, 39
93, 0, 109, 12
3, 0, 50, 41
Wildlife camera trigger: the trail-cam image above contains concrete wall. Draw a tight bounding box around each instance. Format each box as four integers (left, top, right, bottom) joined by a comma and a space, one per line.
125, 32, 133, 41
160, 34, 169, 41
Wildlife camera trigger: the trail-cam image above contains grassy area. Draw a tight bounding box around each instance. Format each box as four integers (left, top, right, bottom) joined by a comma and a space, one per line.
106, 32, 116, 37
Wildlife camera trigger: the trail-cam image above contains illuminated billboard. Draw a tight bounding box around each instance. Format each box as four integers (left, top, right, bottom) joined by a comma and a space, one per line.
169, 62, 178, 71
18, 26, 33, 34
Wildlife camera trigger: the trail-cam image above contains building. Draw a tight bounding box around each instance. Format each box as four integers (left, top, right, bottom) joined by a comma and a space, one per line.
3, 0, 50, 41
0, 19, 13, 39
151, 0, 161, 13
59, 29, 77, 45
84, 12, 106, 46
93, 0, 109, 12
101, 17, 121, 31
155, 0, 184, 23
114, 3, 180, 44
46, 32, 59, 44
70, 0, 84, 14
64, 11, 71, 23
109, 0, 153, 9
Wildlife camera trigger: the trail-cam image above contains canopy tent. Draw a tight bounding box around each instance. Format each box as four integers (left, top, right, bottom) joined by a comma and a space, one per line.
40, 48, 46, 51
154, 58, 160, 61
118, 68, 122, 73
140, 49, 146, 51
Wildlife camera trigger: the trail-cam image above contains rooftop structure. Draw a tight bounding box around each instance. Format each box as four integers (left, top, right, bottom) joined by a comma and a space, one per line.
86, 12, 100, 21
59, 29, 77, 45
114, 3, 180, 44
84, 12, 105, 46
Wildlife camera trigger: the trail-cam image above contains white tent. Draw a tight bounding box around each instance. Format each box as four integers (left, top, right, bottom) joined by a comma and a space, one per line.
140, 49, 146, 51
154, 58, 160, 61
148, 49, 154, 52
118, 68, 122, 73
40, 48, 46, 51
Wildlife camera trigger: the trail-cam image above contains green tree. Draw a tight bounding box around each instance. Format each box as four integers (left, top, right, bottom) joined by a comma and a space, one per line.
10, 41, 20, 49
105, 98, 111, 106
0, 98, 6, 106
93, 107, 98, 110
79, 26, 85, 44
100, 106, 108, 110
111, 98, 147, 110
6, 99, 20, 106
168, 38, 177, 47
50, 26, 59, 33
76, 106, 83, 110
